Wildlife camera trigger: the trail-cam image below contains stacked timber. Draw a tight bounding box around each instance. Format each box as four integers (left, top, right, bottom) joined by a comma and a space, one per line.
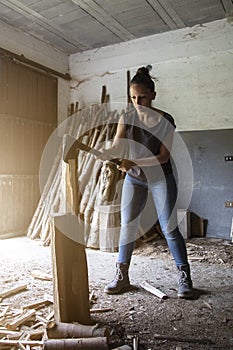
27, 101, 125, 251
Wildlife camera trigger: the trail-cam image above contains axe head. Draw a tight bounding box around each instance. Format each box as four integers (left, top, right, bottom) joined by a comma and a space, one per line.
62, 134, 78, 163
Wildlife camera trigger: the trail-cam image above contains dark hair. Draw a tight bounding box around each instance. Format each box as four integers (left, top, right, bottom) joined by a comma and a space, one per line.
130, 65, 155, 92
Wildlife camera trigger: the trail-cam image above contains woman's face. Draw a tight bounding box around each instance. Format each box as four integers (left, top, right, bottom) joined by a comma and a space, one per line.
130, 83, 156, 110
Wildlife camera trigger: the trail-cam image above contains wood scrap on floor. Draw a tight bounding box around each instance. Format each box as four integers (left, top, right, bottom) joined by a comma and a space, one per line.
0, 285, 111, 350
153, 333, 214, 344
30, 270, 53, 281
0, 285, 28, 300
140, 281, 168, 299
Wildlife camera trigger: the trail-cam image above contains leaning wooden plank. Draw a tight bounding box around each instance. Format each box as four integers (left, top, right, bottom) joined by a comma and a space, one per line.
46, 321, 108, 339
51, 214, 91, 325
27, 145, 63, 240
6, 309, 36, 330
140, 281, 168, 299
0, 285, 27, 299
44, 337, 108, 349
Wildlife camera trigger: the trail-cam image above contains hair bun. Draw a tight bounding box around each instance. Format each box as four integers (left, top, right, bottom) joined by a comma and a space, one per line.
131, 65, 155, 91
136, 65, 152, 78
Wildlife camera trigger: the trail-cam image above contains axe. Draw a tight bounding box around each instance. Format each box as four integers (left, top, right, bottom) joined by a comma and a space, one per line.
63, 134, 122, 166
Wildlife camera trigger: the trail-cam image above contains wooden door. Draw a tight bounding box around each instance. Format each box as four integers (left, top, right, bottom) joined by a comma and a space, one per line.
0, 54, 57, 237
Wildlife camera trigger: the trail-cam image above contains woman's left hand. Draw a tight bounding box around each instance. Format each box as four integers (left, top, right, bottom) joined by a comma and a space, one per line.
117, 159, 136, 172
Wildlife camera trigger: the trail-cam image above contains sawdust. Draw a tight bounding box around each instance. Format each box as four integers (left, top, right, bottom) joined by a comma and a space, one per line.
0, 237, 232, 350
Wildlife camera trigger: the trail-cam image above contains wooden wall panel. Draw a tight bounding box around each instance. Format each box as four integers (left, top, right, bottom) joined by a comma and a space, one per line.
0, 55, 57, 236
0, 56, 7, 114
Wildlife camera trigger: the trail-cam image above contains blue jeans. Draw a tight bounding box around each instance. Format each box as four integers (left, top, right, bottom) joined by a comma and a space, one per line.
118, 173, 188, 267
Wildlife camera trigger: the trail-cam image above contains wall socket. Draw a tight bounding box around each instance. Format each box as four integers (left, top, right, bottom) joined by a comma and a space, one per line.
225, 155, 233, 161
225, 201, 233, 208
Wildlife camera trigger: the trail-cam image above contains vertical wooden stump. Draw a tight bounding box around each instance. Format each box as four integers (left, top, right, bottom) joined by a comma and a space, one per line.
52, 214, 91, 324
51, 154, 91, 324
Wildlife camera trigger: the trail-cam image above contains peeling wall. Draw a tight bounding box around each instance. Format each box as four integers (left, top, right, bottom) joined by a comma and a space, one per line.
69, 18, 233, 131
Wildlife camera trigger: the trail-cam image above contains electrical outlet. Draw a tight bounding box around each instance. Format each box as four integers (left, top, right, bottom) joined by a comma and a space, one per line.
225, 201, 233, 208
225, 155, 233, 161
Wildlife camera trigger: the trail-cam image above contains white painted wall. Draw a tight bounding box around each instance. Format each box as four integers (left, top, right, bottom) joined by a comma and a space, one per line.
0, 20, 70, 124
69, 19, 233, 131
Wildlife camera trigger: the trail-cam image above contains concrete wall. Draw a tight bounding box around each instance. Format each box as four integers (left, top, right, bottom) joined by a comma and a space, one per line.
0, 20, 70, 124
69, 18, 233, 131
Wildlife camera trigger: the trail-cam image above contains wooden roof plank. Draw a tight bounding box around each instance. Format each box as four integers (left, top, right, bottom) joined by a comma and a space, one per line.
72, 0, 135, 41
147, 0, 186, 29
0, 0, 89, 51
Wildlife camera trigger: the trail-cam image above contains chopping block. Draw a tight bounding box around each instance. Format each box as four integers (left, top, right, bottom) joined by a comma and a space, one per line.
51, 213, 92, 325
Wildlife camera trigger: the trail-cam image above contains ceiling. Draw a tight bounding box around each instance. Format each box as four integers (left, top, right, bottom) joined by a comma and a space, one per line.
0, 0, 232, 55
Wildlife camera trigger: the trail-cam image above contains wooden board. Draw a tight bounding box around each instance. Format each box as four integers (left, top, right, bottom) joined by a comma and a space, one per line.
51, 214, 91, 324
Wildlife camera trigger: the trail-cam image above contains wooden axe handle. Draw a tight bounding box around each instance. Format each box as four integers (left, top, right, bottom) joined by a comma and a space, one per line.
63, 135, 122, 166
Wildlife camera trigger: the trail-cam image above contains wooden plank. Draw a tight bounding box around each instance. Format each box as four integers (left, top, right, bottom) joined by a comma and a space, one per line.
0, 284, 27, 299
72, 0, 135, 40
0, 0, 87, 51
140, 281, 168, 299
51, 214, 91, 324
147, 0, 185, 30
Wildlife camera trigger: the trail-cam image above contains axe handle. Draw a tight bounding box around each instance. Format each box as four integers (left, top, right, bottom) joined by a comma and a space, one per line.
65, 139, 122, 166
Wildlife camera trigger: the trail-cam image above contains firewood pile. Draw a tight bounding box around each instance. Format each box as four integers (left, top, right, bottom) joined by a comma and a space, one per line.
0, 282, 112, 349
27, 91, 126, 251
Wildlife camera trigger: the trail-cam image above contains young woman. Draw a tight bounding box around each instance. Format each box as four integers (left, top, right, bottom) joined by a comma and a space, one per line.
100, 66, 193, 298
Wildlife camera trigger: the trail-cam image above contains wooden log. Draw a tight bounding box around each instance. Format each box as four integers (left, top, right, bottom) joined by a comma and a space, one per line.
51, 214, 91, 325
0, 284, 27, 299
46, 321, 108, 338
140, 281, 168, 299
44, 337, 108, 349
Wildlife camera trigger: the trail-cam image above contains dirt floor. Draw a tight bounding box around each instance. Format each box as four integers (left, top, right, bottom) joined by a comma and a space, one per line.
0, 235, 232, 350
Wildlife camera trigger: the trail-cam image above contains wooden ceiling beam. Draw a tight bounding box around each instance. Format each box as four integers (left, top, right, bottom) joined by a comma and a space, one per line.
72, 0, 135, 41
0, 0, 89, 51
147, 0, 185, 29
